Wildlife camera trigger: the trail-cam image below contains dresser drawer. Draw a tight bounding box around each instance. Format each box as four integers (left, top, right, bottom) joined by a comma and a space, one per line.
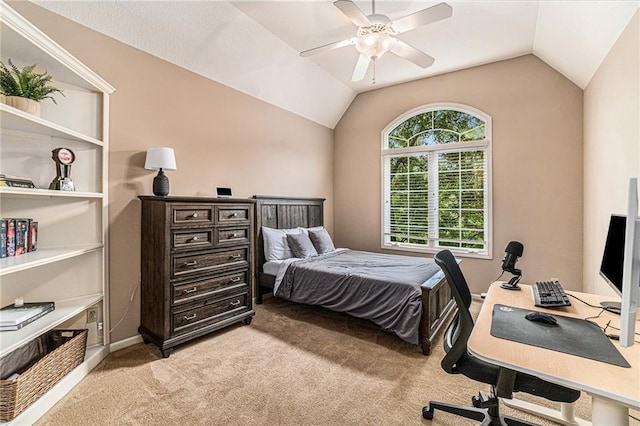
217, 206, 250, 224
171, 248, 248, 278
172, 205, 214, 226
172, 229, 214, 250
172, 293, 250, 334
215, 226, 249, 247
173, 271, 248, 305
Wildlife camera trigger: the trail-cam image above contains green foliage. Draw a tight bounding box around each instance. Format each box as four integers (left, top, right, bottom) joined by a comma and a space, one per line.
387, 109, 486, 148
0, 59, 64, 104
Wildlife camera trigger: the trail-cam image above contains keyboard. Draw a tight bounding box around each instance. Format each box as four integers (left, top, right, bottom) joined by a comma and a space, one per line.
531, 280, 571, 307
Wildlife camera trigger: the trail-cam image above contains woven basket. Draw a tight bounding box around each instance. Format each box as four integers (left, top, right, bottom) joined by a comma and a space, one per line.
0, 329, 88, 421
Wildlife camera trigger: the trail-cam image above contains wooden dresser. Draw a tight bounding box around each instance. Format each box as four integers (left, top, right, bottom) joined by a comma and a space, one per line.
138, 196, 255, 357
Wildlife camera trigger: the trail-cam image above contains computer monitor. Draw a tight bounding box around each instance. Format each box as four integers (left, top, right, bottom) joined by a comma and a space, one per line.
606, 178, 640, 348
599, 215, 626, 314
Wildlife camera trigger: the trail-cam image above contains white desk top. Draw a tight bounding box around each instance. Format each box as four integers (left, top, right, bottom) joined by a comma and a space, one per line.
468, 282, 640, 409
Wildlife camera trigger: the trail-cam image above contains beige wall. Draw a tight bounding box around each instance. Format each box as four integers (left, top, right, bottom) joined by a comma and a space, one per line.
334, 55, 584, 294
583, 12, 640, 296
15, 2, 621, 340
12, 2, 334, 343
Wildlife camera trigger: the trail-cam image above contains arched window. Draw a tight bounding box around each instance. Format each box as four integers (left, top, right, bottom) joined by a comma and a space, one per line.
382, 105, 492, 258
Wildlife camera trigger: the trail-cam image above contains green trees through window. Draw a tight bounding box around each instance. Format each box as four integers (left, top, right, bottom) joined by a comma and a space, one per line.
383, 106, 491, 256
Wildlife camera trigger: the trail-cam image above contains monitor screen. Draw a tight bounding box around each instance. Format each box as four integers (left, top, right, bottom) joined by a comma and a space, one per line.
600, 215, 626, 295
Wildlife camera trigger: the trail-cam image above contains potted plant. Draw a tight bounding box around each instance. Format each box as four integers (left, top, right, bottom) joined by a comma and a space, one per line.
0, 59, 64, 117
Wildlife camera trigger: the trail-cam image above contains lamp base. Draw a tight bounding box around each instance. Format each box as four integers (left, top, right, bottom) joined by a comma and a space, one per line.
153, 169, 170, 196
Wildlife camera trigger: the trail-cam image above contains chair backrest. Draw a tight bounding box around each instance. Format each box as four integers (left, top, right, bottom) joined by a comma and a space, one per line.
434, 249, 476, 374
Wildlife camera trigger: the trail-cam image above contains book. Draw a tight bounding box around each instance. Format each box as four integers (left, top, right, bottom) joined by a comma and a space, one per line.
14, 219, 28, 255
0, 174, 36, 189
0, 302, 55, 331
5, 218, 15, 257
28, 220, 38, 252
0, 219, 6, 258
0, 307, 54, 331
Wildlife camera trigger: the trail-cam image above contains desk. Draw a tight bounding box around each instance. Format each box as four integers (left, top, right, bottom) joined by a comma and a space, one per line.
469, 282, 640, 425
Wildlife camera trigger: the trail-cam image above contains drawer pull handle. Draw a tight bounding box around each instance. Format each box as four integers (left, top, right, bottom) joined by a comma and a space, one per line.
184, 261, 198, 266
230, 213, 238, 218
190, 213, 198, 219
229, 254, 242, 260
229, 300, 241, 307
184, 313, 197, 321
230, 233, 238, 238
183, 287, 198, 294
230, 277, 242, 283
190, 236, 199, 242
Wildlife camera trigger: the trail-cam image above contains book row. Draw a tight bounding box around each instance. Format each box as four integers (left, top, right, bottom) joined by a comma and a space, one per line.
1, 218, 38, 258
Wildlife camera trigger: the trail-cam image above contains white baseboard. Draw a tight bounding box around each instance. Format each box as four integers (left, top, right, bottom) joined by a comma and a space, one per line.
109, 334, 143, 353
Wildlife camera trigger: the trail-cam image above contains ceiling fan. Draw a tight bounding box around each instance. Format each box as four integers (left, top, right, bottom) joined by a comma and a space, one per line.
300, 0, 453, 84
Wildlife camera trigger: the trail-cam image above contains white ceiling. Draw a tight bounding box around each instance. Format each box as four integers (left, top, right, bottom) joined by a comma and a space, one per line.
33, 0, 639, 129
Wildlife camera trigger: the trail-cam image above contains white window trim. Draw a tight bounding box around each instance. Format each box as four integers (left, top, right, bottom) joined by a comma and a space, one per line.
380, 103, 493, 260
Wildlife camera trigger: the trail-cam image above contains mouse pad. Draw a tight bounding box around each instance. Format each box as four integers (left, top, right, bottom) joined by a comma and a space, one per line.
490, 304, 630, 368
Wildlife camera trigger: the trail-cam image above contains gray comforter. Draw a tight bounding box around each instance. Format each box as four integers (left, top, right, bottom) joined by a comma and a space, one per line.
275, 250, 441, 345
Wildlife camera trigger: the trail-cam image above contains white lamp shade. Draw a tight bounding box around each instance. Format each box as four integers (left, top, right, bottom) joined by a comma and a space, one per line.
145, 147, 177, 171
355, 32, 394, 59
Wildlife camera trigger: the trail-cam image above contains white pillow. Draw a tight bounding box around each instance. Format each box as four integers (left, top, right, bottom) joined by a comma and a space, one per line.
299, 226, 325, 235
262, 226, 302, 261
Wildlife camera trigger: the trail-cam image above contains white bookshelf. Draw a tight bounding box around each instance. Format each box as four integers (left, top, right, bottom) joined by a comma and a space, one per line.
0, 1, 115, 423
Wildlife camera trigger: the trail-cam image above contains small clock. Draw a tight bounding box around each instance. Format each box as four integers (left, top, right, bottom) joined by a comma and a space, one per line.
54, 148, 75, 165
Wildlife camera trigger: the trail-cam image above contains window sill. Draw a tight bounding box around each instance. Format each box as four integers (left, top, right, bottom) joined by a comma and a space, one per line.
382, 244, 492, 260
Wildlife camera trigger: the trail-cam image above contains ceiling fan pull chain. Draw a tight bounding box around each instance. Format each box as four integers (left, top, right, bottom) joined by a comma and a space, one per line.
372, 58, 377, 85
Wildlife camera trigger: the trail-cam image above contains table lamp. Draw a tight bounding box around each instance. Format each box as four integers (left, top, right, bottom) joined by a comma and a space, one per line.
144, 147, 177, 196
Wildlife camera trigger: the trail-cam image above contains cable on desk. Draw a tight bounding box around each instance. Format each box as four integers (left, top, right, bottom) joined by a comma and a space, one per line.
583, 308, 606, 322
573, 301, 640, 343
567, 293, 602, 308
602, 322, 640, 343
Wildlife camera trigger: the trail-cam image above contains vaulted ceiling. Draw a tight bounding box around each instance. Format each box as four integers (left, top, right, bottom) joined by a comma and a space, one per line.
34, 1, 639, 128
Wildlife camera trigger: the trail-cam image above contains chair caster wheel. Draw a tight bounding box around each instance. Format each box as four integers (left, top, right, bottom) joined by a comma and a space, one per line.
422, 406, 434, 420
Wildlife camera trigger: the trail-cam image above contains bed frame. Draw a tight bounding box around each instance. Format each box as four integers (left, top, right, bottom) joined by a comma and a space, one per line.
252, 195, 456, 355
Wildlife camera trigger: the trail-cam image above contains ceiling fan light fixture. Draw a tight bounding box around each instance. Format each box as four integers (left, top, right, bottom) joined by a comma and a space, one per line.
301, 0, 452, 84
355, 24, 395, 59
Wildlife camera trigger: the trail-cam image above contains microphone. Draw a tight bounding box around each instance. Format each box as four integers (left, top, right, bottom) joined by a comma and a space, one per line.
501, 241, 524, 290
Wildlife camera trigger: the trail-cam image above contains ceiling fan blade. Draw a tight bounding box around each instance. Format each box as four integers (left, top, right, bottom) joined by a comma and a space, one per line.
300, 38, 354, 57
351, 54, 370, 81
390, 40, 435, 68
390, 2, 453, 34
334, 0, 371, 27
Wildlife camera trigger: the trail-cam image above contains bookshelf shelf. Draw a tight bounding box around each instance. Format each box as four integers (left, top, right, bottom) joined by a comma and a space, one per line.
0, 244, 102, 276
0, 104, 103, 146
0, 187, 103, 199
0, 293, 103, 358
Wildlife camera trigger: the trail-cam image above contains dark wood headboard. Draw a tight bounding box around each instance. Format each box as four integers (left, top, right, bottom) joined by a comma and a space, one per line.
252, 196, 325, 302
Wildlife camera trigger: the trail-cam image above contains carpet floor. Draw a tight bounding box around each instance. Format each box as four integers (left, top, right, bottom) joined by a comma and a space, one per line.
36, 297, 638, 425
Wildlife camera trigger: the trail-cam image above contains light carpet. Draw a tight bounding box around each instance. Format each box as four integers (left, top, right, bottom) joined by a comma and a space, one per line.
36, 297, 638, 425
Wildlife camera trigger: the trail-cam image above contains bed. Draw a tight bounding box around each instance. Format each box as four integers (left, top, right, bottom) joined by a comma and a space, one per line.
252, 196, 456, 355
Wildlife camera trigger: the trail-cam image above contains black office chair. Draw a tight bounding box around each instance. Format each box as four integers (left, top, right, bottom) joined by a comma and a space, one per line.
423, 250, 580, 426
